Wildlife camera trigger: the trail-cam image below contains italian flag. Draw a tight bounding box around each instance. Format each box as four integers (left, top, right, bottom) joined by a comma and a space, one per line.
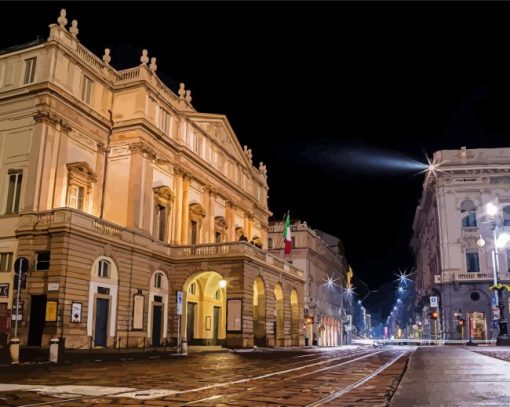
283, 212, 292, 254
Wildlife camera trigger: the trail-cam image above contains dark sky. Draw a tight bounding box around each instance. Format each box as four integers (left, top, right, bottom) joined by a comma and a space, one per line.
2, 2, 509, 316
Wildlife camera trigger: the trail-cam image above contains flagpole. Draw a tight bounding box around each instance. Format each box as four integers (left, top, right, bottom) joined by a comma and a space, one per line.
275, 211, 287, 253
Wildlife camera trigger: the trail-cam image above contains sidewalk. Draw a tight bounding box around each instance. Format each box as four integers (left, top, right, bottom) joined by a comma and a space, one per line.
391, 346, 510, 406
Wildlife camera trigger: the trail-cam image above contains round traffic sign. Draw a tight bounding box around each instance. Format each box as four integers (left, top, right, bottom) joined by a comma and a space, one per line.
14, 257, 29, 274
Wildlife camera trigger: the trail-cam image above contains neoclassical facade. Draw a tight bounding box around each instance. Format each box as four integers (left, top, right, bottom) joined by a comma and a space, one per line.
412, 147, 510, 341
269, 221, 346, 346
0, 10, 304, 349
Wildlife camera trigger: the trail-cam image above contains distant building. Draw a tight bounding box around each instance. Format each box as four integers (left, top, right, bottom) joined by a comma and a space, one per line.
412, 147, 510, 341
269, 220, 347, 346
0, 10, 305, 349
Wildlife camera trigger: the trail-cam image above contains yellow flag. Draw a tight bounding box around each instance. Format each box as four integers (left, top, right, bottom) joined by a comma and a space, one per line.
347, 266, 353, 287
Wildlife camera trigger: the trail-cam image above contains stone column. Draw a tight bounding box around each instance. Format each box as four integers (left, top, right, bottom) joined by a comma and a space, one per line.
202, 187, 210, 243
172, 169, 183, 244
209, 190, 216, 243
226, 201, 235, 241
180, 174, 190, 245
126, 147, 144, 229
92, 142, 106, 216
51, 123, 70, 209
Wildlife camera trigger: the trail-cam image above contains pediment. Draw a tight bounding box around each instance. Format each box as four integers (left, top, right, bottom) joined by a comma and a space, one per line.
187, 113, 253, 171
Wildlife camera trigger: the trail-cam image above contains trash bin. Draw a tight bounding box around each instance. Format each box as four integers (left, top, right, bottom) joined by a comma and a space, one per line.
9, 337, 19, 364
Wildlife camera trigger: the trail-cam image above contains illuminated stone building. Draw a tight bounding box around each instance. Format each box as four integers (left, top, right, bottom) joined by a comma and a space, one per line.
268, 221, 346, 346
412, 147, 510, 341
0, 10, 304, 349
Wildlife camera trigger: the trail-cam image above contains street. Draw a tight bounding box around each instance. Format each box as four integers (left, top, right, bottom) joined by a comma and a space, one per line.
0, 346, 412, 406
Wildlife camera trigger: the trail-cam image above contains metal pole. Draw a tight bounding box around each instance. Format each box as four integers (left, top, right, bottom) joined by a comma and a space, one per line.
434, 318, 438, 346
177, 314, 180, 354
14, 259, 22, 337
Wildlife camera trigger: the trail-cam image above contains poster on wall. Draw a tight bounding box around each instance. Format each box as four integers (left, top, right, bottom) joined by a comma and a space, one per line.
227, 299, 242, 332
133, 294, 144, 330
71, 302, 82, 323
45, 300, 58, 322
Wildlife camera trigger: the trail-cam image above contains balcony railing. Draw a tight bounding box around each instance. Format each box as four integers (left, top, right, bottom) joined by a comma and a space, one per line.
16, 209, 303, 280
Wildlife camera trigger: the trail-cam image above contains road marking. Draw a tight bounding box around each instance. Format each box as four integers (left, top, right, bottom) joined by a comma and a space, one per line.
305, 351, 408, 407
184, 394, 223, 405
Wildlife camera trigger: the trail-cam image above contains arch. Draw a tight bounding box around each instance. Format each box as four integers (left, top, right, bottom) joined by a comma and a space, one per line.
183, 271, 226, 345
148, 270, 169, 346
87, 256, 119, 347
460, 199, 477, 228
253, 276, 267, 346
214, 216, 228, 243
274, 283, 284, 346
460, 199, 476, 213
189, 203, 206, 245
290, 289, 299, 346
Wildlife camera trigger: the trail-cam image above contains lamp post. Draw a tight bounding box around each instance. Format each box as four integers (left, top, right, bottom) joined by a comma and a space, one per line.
477, 203, 510, 346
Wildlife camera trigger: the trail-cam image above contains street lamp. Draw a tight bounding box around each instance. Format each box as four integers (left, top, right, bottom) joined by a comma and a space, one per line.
477, 203, 510, 346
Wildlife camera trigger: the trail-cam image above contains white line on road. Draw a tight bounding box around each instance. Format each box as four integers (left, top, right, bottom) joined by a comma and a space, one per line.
305, 350, 409, 407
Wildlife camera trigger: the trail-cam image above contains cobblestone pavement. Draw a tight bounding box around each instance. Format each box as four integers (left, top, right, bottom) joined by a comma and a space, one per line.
0, 346, 413, 406
471, 346, 510, 362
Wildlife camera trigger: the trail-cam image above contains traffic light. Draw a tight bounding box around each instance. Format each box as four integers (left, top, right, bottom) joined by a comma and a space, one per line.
429, 310, 438, 320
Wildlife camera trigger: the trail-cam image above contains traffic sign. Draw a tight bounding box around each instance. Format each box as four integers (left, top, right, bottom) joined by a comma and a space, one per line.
430, 296, 438, 308
176, 291, 183, 315
14, 257, 29, 275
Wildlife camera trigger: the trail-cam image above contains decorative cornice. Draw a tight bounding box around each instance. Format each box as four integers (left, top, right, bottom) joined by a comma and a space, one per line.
128, 141, 157, 160
33, 110, 72, 132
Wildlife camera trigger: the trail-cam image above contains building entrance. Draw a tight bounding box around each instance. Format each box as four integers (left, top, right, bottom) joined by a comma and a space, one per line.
468, 312, 487, 340
94, 298, 109, 346
28, 295, 46, 346
152, 304, 162, 347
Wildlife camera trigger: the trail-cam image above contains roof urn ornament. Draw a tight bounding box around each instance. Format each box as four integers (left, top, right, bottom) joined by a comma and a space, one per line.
243, 145, 253, 163
259, 162, 267, 176
185, 90, 192, 104
57, 9, 68, 28
102, 48, 111, 64
149, 57, 157, 72
140, 49, 149, 65
69, 20, 79, 37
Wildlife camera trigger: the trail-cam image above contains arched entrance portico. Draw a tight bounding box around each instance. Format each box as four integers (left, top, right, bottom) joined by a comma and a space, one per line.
274, 283, 284, 347
183, 271, 226, 345
290, 289, 299, 346
253, 276, 266, 347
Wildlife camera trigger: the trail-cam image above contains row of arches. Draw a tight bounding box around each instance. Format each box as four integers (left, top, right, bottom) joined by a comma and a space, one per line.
85, 257, 300, 348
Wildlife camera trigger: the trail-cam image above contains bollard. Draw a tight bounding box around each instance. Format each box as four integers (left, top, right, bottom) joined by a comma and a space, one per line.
181, 338, 188, 355
49, 337, 59, 363
9, 337, 19, 364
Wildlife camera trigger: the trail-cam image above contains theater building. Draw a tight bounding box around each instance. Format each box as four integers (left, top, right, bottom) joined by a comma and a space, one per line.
0, 10, 304, 349
268, 221, 346, 346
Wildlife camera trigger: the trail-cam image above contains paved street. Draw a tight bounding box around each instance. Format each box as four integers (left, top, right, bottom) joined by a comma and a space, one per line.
0, 346, 412, 406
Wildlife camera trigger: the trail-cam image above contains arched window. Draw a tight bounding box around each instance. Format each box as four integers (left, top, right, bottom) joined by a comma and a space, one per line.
154, 272, 163, 288
461, 200, 477, 228
214, 289, 221, 300
98, 259, 110, 278
189, 282, 197, 295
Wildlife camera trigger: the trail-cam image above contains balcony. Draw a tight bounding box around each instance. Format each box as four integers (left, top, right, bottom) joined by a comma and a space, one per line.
16, 209, 303, 281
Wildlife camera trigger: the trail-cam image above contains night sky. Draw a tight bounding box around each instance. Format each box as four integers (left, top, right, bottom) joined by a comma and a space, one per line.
2, 2, 509, 316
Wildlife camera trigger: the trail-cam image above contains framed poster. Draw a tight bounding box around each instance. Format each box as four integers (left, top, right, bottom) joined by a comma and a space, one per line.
205, 316, 211, 330
0, 284, 9, 297
227, 299, 242, 332
71, 302, 82, 323
133, 294, 144, 330
45, 300, 58, 322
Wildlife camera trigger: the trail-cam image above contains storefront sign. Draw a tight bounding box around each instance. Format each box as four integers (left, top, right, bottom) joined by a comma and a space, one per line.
48, 283, 60, 291
0, 284, 9, 297
45, 300, 58, 322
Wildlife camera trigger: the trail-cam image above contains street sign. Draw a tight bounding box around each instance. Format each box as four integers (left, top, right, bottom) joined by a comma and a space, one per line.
13, 257, 29, 275
176, 291, 183, 315
430, 296, 438, 308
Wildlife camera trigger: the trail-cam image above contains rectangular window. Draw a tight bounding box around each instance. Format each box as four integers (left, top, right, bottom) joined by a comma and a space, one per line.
23, 57, 36, 84
36, 251, 50, 271
157, 205, 166, 242
80, 76, 93, 104
67, 185, 85, 210
191, 220, 198, 245
268, 237, 273, 249
159, 109, 170, 133
5, 169, 23, 214
466, 251, 480, 273
98, 260, 110, 278
0, 252, 13, 272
